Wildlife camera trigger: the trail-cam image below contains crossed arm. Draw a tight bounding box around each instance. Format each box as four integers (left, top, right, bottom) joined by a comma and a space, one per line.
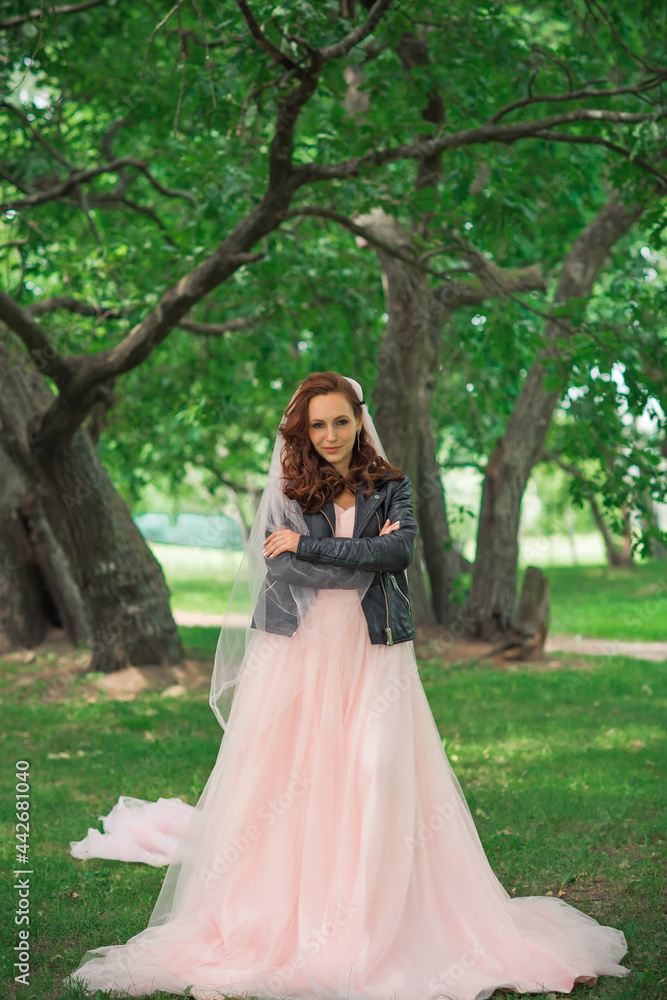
263, 478, 418, 587
263, 543, 373, 590
294, 477, 418, 574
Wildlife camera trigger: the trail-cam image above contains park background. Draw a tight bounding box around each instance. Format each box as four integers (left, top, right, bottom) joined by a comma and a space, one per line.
0, 2, 665, 999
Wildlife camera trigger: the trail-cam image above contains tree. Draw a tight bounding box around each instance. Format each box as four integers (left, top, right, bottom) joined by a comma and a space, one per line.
1, 1, 665, 663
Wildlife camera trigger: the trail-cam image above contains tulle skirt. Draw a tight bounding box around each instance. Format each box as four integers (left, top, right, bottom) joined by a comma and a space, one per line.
65, 585, 629, 1000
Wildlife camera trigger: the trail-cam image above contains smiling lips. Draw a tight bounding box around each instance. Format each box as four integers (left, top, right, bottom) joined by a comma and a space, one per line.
324, 446, 341, 452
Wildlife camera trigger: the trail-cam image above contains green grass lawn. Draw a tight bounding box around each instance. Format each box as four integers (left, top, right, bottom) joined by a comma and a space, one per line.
526, 561, 666, 642
0, 636, 665, 1000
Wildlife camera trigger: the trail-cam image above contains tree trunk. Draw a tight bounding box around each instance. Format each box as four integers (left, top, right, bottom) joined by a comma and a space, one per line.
482, 566, 550, 662
0, 343, 184, 670
416, 314, 461, 626
617, 504, 635, 567
354, 208, 439, 627
588, 492, 629, 567
465, 189, 645, 639
353, 207, 548, 631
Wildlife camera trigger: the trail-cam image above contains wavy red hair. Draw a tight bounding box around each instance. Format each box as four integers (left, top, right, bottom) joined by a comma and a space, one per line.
279, 372, 404, 513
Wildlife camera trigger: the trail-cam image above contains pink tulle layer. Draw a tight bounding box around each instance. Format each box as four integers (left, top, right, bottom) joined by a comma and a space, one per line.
65, 505, 629, 1000
70, 795, 195, 866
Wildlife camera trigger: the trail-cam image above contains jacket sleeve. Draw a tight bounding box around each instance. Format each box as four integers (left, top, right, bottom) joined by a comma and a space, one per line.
264, 534, 367, 590
294, 477, 418, 574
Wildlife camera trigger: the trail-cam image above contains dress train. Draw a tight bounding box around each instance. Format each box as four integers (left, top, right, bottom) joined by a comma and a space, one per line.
65, 504, 629, 1000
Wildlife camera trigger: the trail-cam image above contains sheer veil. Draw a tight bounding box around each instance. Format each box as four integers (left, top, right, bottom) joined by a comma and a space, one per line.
209, 374, 388, 752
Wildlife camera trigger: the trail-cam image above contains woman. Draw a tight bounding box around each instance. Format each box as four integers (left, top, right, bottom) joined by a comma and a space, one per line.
66, 372, 629, 1000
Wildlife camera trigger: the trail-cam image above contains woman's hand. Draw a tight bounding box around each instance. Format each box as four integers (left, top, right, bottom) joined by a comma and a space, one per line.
263, 529, 301, 559
379, 519, 400, 536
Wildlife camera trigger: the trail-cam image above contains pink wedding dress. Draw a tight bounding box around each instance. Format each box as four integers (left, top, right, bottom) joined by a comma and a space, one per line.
66, 503, 629, 1000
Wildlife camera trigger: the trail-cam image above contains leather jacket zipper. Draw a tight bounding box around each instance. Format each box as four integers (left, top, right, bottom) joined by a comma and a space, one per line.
389, 572, 411, 614
376, 511, 393, 644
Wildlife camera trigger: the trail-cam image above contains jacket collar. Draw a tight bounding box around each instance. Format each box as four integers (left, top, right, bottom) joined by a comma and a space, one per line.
321, 480, 387, 537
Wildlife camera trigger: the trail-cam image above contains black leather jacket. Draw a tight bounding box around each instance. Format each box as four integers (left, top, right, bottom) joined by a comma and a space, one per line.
250, 475, 418, 645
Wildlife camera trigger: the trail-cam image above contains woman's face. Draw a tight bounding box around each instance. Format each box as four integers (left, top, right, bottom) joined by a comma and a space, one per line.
307, 393, 362, 475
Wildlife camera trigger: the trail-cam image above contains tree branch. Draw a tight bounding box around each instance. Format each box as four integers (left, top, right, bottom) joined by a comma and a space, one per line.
540, 449, 591, 481
487, 72, 667, 125
439, 263, 549, 308
0, 236, 30, 252
26, 296, 128, 319
583, 0, 663, 76
282, 204, 549, 312
24, 295, 270, 337
0, 0, 109, 30
235, 0, 302, 72
0, 101, 74, 171
302, 107, 667, 182
525, 130, 667, 188
281, 205, 550, 302
280, 205, 431, 270
319, 0, 395, 63
0, 289, 72, 385
0, 156, 198, 212
177, 312, 268, 336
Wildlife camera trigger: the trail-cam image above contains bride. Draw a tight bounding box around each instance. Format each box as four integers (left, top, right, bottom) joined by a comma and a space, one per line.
65, 371, 629, 1000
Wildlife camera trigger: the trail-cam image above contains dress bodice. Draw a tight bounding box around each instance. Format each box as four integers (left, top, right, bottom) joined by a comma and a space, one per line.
333, 502, 355, 538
